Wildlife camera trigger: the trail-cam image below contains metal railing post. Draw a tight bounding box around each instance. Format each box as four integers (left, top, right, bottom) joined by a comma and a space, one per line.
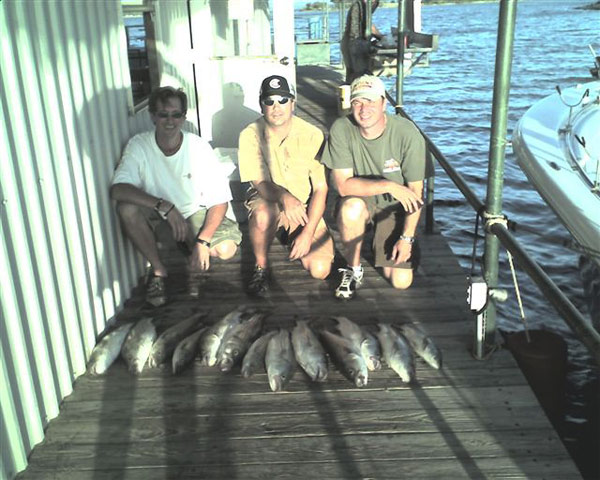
396, 0, 407, 107
479, 0, 518, 356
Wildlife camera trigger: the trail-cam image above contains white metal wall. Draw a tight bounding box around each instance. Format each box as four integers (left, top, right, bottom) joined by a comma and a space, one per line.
0, 1, 192, 478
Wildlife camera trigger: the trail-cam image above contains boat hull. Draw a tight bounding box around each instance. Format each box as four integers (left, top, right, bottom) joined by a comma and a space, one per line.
513, 81, 600, 264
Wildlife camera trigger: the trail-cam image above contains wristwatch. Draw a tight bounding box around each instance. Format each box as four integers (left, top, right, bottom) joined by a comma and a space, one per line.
196, 238, 211, 248
400, 235, 415, 244
154, 198, 174, 220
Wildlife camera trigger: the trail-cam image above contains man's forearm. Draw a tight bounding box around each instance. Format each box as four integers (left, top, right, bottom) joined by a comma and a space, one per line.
403, 181, 424, 236
335, 176, 397, 198
197, 203, 227, 241
304, 187, 327, 236
253, 180, 288, 204
110, 183, 160, 207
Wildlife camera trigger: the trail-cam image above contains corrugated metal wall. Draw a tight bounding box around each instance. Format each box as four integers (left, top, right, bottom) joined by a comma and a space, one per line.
0, 1, 193, 478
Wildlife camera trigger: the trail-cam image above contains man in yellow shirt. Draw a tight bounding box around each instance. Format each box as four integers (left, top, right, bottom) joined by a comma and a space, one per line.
238, 75, 335, 297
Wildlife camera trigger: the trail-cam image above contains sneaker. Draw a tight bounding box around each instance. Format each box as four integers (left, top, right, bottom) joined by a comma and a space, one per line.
146, 274, 167, 307
335, 267, 363, 300
247, 265, 269, 297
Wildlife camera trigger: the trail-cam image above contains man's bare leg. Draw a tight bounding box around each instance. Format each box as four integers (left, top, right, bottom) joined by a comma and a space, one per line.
117, 202, 167, 276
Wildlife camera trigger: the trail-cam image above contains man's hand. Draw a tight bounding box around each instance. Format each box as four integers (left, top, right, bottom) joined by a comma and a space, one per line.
289, 229, 312, 261
391, 238, 413, 264
165, 206, 188, 242
190, 242, 211, 271
389, 184, 423, 214
280, 192, 308, 226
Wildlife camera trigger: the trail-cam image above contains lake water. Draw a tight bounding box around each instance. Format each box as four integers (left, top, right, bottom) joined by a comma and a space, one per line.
297, 0, 599, 475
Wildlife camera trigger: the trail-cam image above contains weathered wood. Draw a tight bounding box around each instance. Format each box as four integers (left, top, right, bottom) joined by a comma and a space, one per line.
19, 456, 578, 480
43, 404, 551, 444
25, 430, 569, 471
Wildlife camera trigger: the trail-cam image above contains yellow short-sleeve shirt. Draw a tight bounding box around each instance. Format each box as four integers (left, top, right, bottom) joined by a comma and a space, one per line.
238, 116, 326, 204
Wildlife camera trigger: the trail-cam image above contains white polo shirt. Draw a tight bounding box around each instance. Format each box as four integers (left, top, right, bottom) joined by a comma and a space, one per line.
112, 131, 235, 220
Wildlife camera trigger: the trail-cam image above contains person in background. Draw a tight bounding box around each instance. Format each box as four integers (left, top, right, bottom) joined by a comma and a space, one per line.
340, 0, 383, 83
110, 86, 242, 307
238, 75, 334, 297
322, 75, 426, 300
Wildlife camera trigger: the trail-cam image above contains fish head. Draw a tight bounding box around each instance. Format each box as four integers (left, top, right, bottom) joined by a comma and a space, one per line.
347, 353, 368, 387
219, 357, 234, 372
366, 356, 382, 371
269, 374, 285, 392
354, 372, 368, 388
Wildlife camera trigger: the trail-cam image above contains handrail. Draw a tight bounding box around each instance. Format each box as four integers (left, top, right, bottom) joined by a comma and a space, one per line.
385, 94, 600, 365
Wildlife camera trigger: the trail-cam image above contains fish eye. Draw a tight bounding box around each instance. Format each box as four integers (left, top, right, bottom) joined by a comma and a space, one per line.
233, 349, 239, 357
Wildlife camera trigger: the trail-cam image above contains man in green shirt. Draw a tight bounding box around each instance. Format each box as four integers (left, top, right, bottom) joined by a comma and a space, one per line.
322, 75, 426, 299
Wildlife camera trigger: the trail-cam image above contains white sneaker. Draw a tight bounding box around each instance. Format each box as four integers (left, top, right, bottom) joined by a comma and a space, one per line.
335, 267, 363, 300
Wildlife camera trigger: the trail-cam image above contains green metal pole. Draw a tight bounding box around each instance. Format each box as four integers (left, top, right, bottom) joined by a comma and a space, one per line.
365, 0, 372, 40
396, 0, 406, 107
481, 0, 518, 353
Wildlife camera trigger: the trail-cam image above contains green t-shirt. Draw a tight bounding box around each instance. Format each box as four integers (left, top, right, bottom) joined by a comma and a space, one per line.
322, 113, 426, 207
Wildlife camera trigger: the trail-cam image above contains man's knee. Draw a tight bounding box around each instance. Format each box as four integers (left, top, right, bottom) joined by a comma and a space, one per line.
304, 258, 332, 280
337, 197, 368, 226
390, 269, 413, 290
116, 202, 144, 224
213, 240, 237, 260
249, 203, 277, 232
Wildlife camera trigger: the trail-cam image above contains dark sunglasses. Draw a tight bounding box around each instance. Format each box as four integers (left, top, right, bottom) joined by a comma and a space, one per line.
156, 111, 185, 119
261, 96, 290, 106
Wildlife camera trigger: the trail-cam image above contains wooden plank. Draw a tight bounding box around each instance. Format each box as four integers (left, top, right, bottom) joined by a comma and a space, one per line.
24, 430, 571, 471
18, 455, 579, 480
42, 405, 553, 444
58, 384, 542, 419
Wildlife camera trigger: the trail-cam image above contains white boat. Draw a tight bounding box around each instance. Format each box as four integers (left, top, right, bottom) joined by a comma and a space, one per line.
512, 81, 600, 267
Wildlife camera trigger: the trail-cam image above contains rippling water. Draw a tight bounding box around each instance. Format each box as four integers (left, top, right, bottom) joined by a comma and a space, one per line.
297, 0, 599, 473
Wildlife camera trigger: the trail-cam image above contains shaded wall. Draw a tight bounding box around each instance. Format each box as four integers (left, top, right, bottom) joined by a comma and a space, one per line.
0, 1, 191, 478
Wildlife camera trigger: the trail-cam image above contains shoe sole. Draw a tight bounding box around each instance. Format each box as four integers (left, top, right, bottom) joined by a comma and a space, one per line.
146, 297, 167, 307
335, 290, 355, 300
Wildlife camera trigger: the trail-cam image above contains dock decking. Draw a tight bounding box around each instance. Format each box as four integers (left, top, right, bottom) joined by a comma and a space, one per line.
16, 66, 582, 479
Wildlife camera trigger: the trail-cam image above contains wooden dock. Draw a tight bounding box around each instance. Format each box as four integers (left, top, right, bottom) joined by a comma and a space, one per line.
16, 66, 582, 479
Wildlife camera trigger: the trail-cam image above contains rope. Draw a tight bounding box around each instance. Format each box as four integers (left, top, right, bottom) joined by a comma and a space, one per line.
506, 249, 532, 343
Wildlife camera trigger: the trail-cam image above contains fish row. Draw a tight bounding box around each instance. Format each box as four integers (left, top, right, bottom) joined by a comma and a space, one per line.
86, 306, 443, 392
240, 316, 443, 391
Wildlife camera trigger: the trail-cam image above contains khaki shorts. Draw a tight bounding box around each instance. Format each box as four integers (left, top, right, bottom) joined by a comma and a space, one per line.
245, 189, 335, 264
337, 198, 420, 270
142, 206, 242, 251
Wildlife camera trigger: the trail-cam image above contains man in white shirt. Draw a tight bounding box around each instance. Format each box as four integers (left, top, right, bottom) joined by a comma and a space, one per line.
111, 86, 242, 306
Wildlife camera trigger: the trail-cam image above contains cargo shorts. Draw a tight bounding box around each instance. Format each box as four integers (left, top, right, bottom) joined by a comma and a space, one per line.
245, 188, 335, 264
141, 205, 242, 252
337, 198, 420, 270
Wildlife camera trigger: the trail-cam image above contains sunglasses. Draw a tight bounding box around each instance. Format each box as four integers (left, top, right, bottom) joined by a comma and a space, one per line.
156, 111, 185, 119
262, 96, 291, 106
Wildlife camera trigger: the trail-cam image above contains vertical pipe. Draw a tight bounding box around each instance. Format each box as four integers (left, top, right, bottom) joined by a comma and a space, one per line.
396, 0, 406, 107
481, 0, 518, 352
425, 172, 434, 233
365, 0, 372, 40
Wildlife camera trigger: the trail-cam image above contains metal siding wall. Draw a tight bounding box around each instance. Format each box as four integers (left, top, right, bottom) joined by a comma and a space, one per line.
0, 1, 191, 478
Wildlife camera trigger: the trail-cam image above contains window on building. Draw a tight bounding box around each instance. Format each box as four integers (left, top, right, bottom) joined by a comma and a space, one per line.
122, 1, 159, 108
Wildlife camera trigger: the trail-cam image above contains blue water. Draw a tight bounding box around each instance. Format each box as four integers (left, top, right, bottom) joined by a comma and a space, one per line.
298, 0, 598, 473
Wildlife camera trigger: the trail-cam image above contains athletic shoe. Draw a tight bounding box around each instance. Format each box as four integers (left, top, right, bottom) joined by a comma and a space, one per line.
335, 266, 363, 300
247, 265, 269, 297
146, 274, 167, 307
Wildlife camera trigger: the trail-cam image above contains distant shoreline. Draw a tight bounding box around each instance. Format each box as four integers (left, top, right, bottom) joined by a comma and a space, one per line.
300, 1, 499, 12
300, 0, 598, 11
